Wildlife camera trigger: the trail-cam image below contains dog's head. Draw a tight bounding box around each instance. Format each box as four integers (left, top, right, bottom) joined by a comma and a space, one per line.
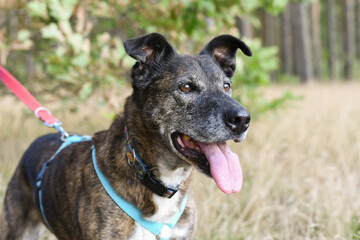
124, 33, 252, 194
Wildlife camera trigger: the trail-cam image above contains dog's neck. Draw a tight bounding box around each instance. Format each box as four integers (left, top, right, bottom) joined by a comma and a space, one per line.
94, 111, 193, 219
124, 126, 186, 198
124, 122, 193, 193
124, 124, 193, 224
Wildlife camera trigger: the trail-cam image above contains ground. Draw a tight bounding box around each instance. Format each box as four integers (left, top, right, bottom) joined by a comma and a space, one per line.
1, 82, 360, 239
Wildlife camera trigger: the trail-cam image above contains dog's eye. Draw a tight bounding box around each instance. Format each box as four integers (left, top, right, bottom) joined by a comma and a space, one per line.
179, 83, 192, 93
223, 83, 231, 92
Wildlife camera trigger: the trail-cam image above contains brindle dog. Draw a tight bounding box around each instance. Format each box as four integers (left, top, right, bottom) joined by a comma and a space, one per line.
1, 33, 252, 240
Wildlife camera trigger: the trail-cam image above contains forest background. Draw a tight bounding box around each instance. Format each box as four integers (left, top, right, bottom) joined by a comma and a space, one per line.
1, 0, 360, 113
1, 0, 360, 239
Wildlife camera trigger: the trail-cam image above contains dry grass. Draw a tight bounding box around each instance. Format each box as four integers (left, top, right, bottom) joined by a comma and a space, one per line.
194, 82, 360, 240
1, 82, 360, 239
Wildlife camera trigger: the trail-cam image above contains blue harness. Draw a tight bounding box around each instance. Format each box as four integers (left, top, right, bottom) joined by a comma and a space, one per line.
36, 135, 92, 231
36, 135, 187, 240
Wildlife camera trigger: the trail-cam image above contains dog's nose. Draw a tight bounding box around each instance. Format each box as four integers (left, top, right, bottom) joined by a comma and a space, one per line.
224, 108, 250, 134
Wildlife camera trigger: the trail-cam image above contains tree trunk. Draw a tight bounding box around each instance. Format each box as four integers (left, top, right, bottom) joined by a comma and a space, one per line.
261, 9, 279, 81
25, 13, 35, 78
235, 16, 252, 39
280, 4, 292, 75
291, 2, 312, 82
6, 10, 18, 68
0, 9, 5, 28
311, 0, 322, 80
326, 0, 337, 80
342, 0, 355, 80
356, 0, 360, 59
261, 10, 277, 47
0, 10, 5, 65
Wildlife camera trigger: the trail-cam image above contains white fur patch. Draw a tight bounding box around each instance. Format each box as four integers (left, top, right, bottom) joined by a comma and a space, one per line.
170, 225, 190, 238
145, 190, 181, 223
135, 166, 192, 239
131, 192, 190, 239
159, 166, 193, 187
159, 225, 171, 239
131, 211, 189, 240
129, 223, 156, 240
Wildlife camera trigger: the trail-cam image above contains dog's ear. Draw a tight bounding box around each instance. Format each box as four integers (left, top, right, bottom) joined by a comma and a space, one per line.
124, 33, 176, 89
199, 35, 252, 78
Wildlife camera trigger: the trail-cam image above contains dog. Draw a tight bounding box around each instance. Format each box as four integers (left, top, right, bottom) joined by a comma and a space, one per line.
1, 33, 252, 240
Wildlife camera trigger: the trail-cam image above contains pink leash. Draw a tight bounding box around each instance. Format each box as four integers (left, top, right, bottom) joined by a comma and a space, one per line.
0, 65, 69, 138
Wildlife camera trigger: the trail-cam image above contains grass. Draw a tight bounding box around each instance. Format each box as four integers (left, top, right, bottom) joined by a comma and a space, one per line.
1, 82, 360, 239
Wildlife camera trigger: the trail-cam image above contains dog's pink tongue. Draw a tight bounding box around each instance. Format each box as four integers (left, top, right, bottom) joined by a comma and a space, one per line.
198, 142, 243, 194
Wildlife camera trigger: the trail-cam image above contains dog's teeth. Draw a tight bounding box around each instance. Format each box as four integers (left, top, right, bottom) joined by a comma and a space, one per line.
194, 146, 201, 152
177, 136, 185, 148
183, 134, 192, 141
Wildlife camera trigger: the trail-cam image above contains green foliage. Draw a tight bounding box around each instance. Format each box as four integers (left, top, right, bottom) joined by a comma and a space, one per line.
0, 27, 33, 68
234, 39, 278, 87
232, 39, 299, 117
26, 0, 133, 100
350, 215, 360, 239
27, 1, 48, 19
240, 0, 288, 15
277, 74, 301, 84
1, 0, 293, 116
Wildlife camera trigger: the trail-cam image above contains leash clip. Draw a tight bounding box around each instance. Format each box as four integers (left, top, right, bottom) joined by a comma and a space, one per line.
34, 107, 70, 140
53, 123, 70, 141
45, 121, 70, 141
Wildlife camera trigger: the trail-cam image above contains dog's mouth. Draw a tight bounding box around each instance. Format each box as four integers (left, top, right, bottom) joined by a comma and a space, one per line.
171, 132, 243, 194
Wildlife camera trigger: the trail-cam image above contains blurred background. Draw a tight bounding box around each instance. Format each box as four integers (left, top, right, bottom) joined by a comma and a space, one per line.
1, 0, 360, 109
0, 0, 360, 239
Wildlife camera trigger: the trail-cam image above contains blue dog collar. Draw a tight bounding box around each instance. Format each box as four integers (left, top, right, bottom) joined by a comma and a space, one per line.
92, 145, 188, 239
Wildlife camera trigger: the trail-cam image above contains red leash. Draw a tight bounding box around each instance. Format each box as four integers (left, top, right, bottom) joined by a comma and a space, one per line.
0, 65, 69, 138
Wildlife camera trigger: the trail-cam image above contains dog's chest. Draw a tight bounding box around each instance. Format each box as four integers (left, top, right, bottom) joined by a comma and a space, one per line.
129, 193, 189, 239
129, 222, 189, 240
129, 223, 157, 240
147, 193, 182, 222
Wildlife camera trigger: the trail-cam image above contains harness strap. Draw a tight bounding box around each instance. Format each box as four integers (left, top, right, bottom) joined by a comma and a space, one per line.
92, 146, 188, 240
36, 135, 93, 230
